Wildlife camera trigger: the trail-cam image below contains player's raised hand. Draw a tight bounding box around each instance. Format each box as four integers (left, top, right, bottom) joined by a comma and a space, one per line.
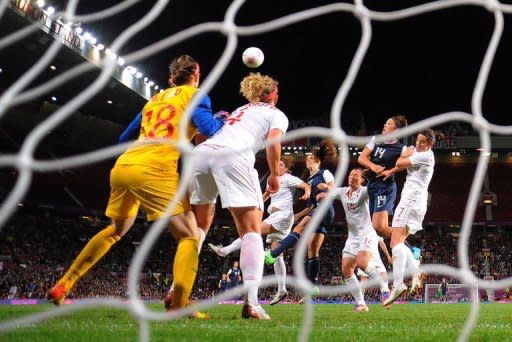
317, 182, 328, 191
379, 169, 393, 180
402, 145, 415, 158
267, 174, 280, 193
371, 164, 385, 175
213, 110, 230, 120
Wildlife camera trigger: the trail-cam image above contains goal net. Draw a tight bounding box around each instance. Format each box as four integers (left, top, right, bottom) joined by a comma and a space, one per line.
424, 283, 478, 304
1, 0, 512, 342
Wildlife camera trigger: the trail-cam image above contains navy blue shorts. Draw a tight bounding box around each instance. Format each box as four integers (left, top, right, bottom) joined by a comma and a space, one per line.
367, 181, 397, 217
308, 205, 334, 235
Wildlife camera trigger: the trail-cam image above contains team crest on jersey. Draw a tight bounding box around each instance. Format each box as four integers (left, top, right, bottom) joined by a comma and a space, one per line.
347, 203, 358, 211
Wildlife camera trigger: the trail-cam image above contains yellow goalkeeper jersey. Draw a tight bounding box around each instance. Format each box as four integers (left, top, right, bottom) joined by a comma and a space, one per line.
116, 85, 199, 170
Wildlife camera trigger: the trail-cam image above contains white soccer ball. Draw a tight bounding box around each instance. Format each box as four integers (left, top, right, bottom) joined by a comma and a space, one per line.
242, 47, 264, 68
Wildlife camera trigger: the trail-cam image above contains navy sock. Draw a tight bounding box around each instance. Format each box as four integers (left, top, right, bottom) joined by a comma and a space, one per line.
308, 257, 320, 284
271, 232, 300, 258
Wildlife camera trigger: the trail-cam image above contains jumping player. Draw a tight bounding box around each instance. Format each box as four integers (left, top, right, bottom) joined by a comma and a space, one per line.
382, 129, 435, 306
209, 158, 310, 305
190, 72, 288, 320
46, 55, 223, 318
319, 168, 390, 312
264, 141, 337, 294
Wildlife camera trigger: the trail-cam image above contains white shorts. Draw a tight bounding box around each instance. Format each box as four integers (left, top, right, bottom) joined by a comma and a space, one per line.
264, 210, 294, 243
190, 145, 264, 210
392, 189, 427, 235
342, 232, 386, 273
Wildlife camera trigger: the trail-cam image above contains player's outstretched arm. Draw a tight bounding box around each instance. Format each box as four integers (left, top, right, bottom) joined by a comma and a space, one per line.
358, 146, 384, 175
266, 128, 283, 193
298, 182, 311, 201
119, 112, 142, 142
191, 94, 224, 137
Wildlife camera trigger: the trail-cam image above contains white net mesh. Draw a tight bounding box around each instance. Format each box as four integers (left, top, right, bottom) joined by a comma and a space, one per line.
1, 0, 512, 341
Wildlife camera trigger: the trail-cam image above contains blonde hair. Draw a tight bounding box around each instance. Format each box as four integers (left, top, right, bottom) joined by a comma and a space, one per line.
240, 72, 278, 102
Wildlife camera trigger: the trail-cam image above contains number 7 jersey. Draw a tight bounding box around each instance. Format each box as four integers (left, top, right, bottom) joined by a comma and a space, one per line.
116, 85, 199, 169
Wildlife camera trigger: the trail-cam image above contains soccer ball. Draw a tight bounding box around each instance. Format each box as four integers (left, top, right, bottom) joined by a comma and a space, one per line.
242, 47, 264, 68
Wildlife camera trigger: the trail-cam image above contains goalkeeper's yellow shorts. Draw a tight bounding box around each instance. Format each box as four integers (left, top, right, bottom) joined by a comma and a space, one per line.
105, 161, 189, 221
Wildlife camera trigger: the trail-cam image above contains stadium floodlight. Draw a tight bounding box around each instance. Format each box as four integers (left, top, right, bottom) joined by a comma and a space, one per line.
89, 37, 97, 45
96, 44, 104, 51
51, 96, 57, 102
125, 66, 137, 75
36, 0, 45, 8
117, 57, 125, 66
49, 65, 56, 71
147, 81, 154, 87
135, 72, 143, 79
105, 49, 117, 60
75, 27, 83, 34
107, 100, 113, 104
143, 77, 148, 82
46, 6, 55, 15
154, 85, 159, 90
83, 32, 91, 41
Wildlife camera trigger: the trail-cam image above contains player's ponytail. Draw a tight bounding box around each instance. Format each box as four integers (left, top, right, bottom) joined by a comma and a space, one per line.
169, 55, 199, 86
390, 115, 408, 129
314, 139, 338, 164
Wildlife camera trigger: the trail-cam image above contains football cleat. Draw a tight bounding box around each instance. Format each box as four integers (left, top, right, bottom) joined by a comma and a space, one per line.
166, 290, 210, 319
383, 283, 407, 307
269, 291, 288, 306
46, 283, 68, 306
208, 243, 227, 257
163, 289, 174, 311
353, 304, 369, 312
264, 249, 276, 265
242, 303, 270, 320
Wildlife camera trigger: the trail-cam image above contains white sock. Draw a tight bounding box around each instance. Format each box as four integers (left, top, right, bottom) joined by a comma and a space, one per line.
406, 248, 420, 271
274, 255, 287, 293
392, 243, 407, 288
239, 232, 264, 306
222, 237, 242, 256
198, 228, 206, 254
379, 273, 390, 293
346, 274, 365, 306
364, 260, 380, 287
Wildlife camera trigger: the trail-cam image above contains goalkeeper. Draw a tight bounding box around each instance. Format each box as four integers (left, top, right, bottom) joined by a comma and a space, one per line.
47, 55, 223, 318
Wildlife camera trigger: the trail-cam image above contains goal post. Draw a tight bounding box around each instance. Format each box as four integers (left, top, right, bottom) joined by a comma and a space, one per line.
424, 284, 477, 304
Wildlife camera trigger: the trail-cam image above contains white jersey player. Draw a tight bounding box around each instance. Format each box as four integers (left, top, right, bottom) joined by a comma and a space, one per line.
209, 159, 310, 305
319, 168, 390, 312
382, 129, 436, 306
191, 73, 288, 320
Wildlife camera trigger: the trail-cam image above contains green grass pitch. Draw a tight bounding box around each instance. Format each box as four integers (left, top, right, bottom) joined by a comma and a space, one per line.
1, 303, 511, 341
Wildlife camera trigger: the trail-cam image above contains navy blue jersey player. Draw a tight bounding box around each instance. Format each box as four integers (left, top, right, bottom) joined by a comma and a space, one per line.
265, 140, 337, 289
358, 115, 408, 239
227, 261, 242, 289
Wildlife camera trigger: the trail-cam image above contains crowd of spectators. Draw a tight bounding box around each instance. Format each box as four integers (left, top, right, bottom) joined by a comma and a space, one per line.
1, 210, 512, 303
